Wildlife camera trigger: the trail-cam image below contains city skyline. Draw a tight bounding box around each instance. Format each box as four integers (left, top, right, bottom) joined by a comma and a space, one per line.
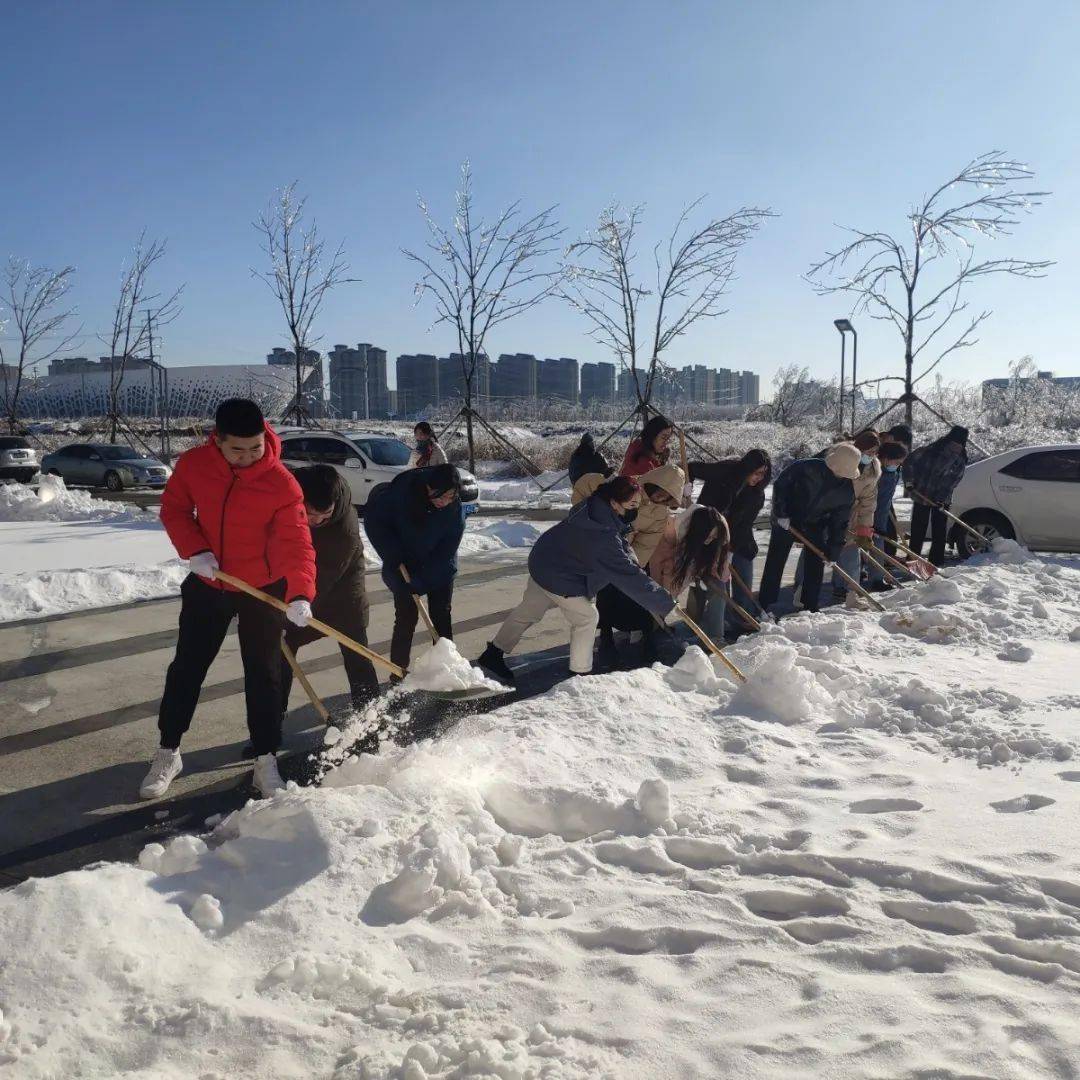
3, 4, 1078, 397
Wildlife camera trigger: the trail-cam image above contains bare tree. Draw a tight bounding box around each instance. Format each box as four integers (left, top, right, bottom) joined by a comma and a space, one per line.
101, 233, 183, 442
757, 364, 836, 427
807, 151, 1052, 424
0, 259, 79, 432
404, 162, 563, 472
253, 183, 356, 425
561, 199, 773, 413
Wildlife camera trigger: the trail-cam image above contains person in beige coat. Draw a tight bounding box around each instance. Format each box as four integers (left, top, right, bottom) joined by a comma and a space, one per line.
571, 471, 607, 505
833, 430, 881, 601
627, 463, 686, 569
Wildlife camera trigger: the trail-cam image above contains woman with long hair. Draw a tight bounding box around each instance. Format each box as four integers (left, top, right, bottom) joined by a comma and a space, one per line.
408, 421, 448, 469
620, 414, 674, 478
599, 505, 729, 663
477, 475, 675, 684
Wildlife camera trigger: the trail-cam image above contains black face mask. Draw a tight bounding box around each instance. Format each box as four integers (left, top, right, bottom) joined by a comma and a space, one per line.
621, 508, 638, 525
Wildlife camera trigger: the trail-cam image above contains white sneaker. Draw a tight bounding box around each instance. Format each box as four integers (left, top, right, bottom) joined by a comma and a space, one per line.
253, 753, 285, 797
140, 748, 182, 799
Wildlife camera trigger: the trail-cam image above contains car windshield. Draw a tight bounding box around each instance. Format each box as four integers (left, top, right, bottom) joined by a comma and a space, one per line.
96, 446, 141, 460
0, 437, 31, 450
346, 435, 412, 466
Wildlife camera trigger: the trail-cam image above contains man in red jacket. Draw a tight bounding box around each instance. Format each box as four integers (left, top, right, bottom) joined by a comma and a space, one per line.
140, 398, 316, 800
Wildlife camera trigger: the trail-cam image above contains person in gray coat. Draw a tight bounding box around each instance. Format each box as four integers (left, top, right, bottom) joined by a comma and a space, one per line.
477, 476, 675, 684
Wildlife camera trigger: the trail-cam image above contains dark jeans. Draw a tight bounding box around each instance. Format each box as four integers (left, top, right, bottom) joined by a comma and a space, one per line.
159, 574, 285, 755
391, 583, 453, 672
281, 609, 379, 714
909, 502, 948, 566
758, 525, 827, 613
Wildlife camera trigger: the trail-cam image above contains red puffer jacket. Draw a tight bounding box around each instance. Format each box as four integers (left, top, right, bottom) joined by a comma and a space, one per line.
160, 424, 316, 601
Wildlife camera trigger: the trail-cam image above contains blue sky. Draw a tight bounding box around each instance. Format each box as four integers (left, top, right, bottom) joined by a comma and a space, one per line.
3, 1, 1078, 394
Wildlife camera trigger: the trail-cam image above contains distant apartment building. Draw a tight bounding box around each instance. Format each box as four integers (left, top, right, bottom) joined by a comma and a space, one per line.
538, 356, 578, 403
617, 366, 648, 403
738, 370, 760, 406
395, 353, 440, 417
580, 361, 616, 406
442, 352, 492, 403
981, 370, 1080, 403
327, 343, 389, 420
266, 346, 320, 367
494, 353, 538, 400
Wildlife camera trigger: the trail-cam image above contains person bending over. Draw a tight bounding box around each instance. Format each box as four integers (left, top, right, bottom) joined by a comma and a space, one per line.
363, 463, 465, 674
281, 464, 379, 714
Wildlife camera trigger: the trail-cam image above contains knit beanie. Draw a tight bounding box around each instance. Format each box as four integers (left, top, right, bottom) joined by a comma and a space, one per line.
946, 425, 969, 445
825, 442, 862, 481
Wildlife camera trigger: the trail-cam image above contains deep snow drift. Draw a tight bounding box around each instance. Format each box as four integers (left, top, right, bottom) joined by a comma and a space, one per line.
2, 545, 1079, 1078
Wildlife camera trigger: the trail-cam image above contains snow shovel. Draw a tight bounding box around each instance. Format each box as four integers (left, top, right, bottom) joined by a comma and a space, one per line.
787, 526, 885, 612
913, 493, 993, 551
870, 538, 925, 582
678, 430, 692, 508
214, 570, 405, 679
857, 544, 905, 590
280, 640, 331, 723
874, 531, 937, 580
730, 565, 767, 628
673, 603, 747, 683
398, 565, 514, 702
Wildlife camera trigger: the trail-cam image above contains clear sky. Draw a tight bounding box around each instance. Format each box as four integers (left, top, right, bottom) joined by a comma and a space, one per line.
3, 0, 1078, 395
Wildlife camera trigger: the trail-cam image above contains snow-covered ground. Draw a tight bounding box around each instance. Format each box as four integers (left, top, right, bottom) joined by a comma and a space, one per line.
0, 479, 547, 623
2, 541, 1079, 1077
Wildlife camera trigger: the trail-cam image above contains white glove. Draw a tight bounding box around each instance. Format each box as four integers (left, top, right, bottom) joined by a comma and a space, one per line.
823, 561, 834, 572
188, 551, 219, 580
777, 517, 791, 532
286, 599, 312, 627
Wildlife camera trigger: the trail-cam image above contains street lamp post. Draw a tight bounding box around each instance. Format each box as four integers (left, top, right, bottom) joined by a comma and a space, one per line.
833, 319, 856, 433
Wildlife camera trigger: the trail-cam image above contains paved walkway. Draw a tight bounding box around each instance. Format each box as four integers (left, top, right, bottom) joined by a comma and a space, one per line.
0, 526, 830, 885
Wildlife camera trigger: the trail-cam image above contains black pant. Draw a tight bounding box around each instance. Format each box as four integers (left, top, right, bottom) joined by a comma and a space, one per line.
159, 574, 285, 755
758, 525, 827, 613
390, 583, 453, 672
281, 606, 379, 713
909, 502, 948, 566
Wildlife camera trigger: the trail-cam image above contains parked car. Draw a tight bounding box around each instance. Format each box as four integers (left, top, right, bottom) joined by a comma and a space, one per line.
949, 444, 1080, 555
0, 436, 40, 484
277, 428, 480, 511
40, 443, 172, 491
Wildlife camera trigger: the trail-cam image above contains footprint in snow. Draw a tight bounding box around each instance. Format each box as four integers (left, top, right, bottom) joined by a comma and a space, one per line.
743, 888, 850, 922
1058, 772, 1080, 782
848, 798, 924, 814
881, 900, 977, 936
990, 794, 1056, 813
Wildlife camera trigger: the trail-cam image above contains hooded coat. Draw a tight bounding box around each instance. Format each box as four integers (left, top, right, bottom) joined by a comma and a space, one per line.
905, 437, 968, 506
363, 466, 466, 595
629, 463, 686, 569
571, 471, 607, 506
308, 474, 369, 625
620, 437, 665, 478
688, 449, 770, 558
568, 436, 611, 485
160, 422, 316, 602
770, 450, 856, 560
647, 505, 714, 596
849, 455, 883, 534
528, 494, 675, 617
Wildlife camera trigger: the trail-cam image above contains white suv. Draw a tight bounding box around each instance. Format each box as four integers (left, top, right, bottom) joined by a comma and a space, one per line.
0, 436, 40, 484
277, 428, 479, 511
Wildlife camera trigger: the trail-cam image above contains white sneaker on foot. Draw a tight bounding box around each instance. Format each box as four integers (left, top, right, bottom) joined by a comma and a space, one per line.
253, 753, 285, 796
140, 748, 182, 799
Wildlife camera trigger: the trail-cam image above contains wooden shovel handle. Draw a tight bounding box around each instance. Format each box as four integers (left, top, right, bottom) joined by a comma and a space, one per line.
214, 570, 405, 678
673, 602, 747, 683
399, 564, 439, 644
787, 526, 885, 612
280, 640, 331, 722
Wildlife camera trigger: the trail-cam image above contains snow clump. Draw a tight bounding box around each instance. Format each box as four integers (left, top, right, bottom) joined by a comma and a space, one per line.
398, 637, 506, 694
726, 639, 833, 725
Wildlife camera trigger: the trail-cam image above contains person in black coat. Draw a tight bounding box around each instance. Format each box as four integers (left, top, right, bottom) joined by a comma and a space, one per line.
280, 465, 378, 712
688, 449, 771, 634
757, 443, 860, 614
363, 463, 466, 673
567, 433, 612, 485
905, 425, 969, 566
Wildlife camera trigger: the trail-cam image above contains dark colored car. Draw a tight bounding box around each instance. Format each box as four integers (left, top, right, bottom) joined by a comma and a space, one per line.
40, 443, 172, 491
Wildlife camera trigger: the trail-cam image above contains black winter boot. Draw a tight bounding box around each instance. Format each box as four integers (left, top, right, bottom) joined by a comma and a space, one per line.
477, 642, 516, 685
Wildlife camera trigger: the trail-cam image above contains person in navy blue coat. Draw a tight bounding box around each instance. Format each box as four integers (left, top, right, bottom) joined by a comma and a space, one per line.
477, 476, 675, 684
363, 463, 466, 673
